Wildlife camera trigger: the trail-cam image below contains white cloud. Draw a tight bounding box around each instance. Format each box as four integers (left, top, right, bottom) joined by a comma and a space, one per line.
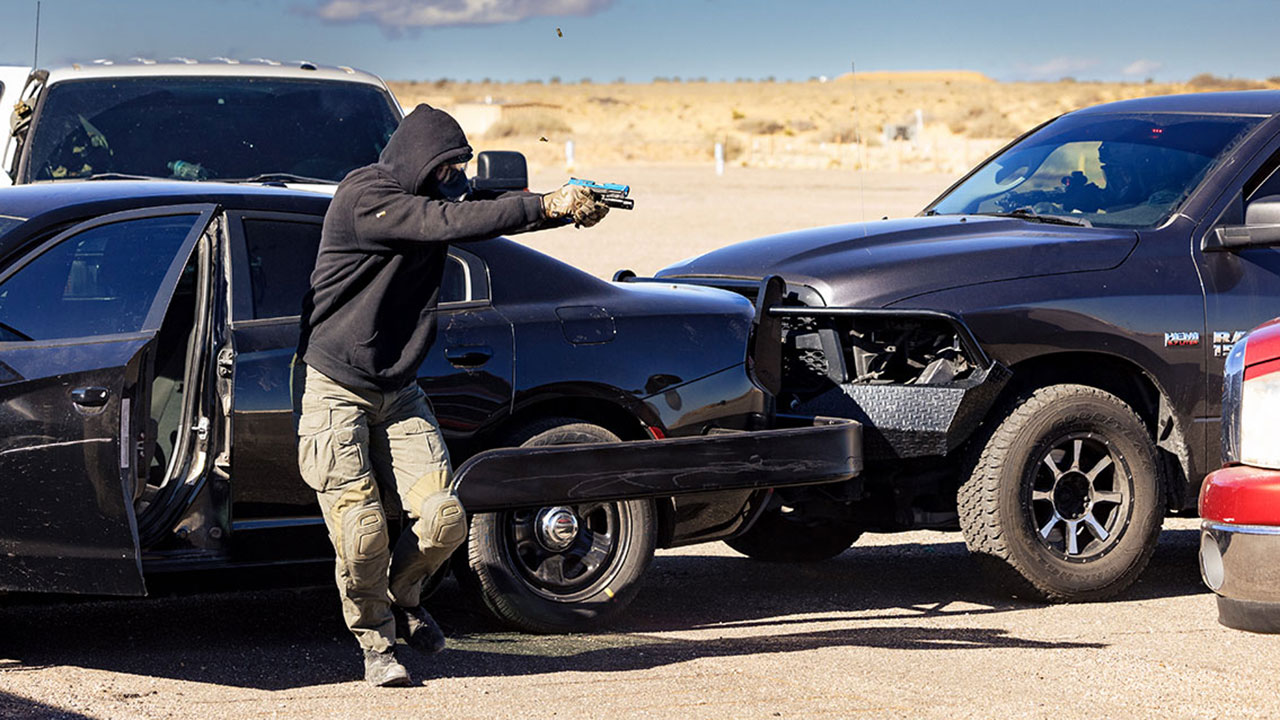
1122, 59, 1163, 77
311, 0, 615, 28
1015, 56, 1100, 81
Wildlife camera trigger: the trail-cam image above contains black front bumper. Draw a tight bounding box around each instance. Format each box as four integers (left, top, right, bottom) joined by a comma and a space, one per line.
451, 415, 861, 513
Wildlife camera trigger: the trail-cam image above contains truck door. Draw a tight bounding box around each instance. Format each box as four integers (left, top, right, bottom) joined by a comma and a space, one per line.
1197, 141, 1280, 465
0, 204, 215, 594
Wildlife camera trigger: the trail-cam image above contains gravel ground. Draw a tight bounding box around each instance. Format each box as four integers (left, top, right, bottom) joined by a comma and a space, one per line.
3, 168, 1268, 719
2, 518, 1271, 719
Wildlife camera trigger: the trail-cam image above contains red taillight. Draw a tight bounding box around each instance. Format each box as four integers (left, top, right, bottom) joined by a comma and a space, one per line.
646, 426, 666, 440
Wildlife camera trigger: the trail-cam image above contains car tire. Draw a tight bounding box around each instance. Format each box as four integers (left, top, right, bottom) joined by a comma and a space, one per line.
725, 504, 861, 562
957, 384, 1165, 601
456, 418, 657, 633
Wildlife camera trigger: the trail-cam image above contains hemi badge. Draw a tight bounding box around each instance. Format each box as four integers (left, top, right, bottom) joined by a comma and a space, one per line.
1164, 331, 1200, 347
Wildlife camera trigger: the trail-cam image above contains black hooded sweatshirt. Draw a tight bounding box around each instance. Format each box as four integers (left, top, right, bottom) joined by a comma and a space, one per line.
299, 104, 547, 391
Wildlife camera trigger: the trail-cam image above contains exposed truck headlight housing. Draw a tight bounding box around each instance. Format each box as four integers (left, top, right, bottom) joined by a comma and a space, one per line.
1240, 357, 1280, 469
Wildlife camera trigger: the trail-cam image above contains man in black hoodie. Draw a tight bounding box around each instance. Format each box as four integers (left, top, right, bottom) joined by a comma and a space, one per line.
294, 104, 608, 686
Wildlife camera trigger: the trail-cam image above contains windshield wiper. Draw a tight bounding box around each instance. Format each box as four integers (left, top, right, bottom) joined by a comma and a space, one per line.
979, 209, 1091, 227
82, 173, 163, 181
226, 173, 338, 185
0, 321, 33, 342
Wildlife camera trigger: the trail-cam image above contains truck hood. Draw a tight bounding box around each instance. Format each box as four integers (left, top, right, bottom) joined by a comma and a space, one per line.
657, 215, 1139, 307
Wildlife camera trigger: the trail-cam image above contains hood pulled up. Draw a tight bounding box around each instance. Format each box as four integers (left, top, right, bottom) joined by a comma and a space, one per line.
378, 103, 472, 196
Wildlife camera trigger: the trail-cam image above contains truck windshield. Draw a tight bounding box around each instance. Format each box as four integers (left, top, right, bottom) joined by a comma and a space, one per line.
21, 77, 401, 183
927, 112, 1263, 229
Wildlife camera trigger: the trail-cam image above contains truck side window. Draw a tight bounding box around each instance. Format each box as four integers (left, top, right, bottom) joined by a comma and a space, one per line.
0, 214, 197, 340
1244, 149, 1280, 204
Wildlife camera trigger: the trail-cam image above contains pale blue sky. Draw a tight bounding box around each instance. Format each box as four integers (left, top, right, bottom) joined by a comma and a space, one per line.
0, 0, 1276, 84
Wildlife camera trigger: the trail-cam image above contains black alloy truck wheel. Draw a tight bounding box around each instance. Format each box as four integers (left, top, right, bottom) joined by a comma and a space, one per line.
456, 418, 657, 633
957, 384, 1165, 602
725, 504, 861, 562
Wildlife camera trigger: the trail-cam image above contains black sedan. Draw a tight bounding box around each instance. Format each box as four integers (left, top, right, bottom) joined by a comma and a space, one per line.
0, 180, 859, 632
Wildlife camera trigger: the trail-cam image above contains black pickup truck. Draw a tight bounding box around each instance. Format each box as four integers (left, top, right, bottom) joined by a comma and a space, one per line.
648, 91, 1280, 602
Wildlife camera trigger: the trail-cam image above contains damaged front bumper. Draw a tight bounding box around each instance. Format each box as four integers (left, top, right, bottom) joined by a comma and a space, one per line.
452, 415, 862, 513
617, 273, 1006, 462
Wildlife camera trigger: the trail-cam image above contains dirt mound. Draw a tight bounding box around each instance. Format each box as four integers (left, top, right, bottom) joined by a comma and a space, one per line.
834, 70, 996, 84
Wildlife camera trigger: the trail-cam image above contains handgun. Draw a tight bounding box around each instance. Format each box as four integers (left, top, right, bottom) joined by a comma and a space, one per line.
569, 178, 634, 209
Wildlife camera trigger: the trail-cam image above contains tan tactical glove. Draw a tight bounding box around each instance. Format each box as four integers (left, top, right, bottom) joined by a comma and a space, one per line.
542, 184, 610, 228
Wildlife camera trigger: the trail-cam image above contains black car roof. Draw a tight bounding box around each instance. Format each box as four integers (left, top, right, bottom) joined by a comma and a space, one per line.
0, 180, 331, 223
1071, 90, 1280, 117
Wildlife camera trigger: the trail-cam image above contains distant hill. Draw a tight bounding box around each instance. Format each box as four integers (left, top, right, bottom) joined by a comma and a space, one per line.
834, 70, 996, 84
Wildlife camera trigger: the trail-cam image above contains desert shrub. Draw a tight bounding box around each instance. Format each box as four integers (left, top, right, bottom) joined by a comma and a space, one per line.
789, 119, 817, 133
736, 117, 785, 135
484, 111, 572, 138
731, 108, 745, 120
1188, 73, 1265, 90
706, 134, 746, 162
818, 124, 882, 146
819, 124, 861, 143
946, 105, 1021, 139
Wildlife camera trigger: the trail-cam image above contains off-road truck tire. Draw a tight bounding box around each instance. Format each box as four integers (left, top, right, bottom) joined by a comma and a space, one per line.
957, 384, 1165, 601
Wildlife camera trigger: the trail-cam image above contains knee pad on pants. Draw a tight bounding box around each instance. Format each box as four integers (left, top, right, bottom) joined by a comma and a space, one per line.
342, 505, 389, 562
418, 492, 467, 553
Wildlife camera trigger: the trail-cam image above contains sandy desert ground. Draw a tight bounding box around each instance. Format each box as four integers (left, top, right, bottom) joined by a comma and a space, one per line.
520, 164, 954, 279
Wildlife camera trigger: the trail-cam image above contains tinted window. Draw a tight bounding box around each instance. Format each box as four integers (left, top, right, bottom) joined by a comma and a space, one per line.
0, 214, 196, 340
242, 219, 475, 319
25, 77, 400, 182
243, 219, 321, 319
441, 256, 467, 304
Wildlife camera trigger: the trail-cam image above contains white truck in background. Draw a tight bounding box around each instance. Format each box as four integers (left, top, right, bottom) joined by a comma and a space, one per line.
0, 65, 33, 187
2, 59, 403, 192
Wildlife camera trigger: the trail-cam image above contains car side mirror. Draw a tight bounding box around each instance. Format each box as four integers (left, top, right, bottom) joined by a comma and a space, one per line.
470, 151, 528, 194
1208, 195, 1280, 251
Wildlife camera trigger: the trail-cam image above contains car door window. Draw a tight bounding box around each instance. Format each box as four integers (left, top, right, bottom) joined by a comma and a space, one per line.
242, 218, 322, 319
441, 255, 468, 304
0, 214, 198, 340
239, 216, 484, 319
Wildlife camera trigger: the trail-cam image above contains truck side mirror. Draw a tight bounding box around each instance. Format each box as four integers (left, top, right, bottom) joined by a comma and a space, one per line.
470, 151, 528, 194
1208, 195, 1280, 251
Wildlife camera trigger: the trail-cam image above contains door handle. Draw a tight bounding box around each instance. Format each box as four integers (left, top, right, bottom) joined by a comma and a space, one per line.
445, 345, 493, 368
71, 386, 111, 407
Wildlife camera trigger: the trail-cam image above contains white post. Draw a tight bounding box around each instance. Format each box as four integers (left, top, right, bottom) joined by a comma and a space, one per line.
565, 139, 575, 172
714, 142, 725, 176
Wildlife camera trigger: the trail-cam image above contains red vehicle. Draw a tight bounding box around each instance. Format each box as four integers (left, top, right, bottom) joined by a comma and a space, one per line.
1200, 318, 1280, 632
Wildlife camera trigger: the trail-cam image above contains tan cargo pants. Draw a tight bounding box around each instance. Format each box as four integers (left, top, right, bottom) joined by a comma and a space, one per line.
293, 362, 467, 653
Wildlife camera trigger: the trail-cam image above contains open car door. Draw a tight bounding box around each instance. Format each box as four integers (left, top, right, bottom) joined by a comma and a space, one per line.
0, 204, 217, 595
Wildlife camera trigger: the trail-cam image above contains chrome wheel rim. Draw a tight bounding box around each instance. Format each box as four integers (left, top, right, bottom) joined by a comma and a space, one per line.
503, 501, 629, 601
1028, 433, 1132, 561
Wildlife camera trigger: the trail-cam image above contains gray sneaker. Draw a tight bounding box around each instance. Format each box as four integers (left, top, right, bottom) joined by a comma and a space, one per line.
393, 605, 447, 654
363, 648, 411, 687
